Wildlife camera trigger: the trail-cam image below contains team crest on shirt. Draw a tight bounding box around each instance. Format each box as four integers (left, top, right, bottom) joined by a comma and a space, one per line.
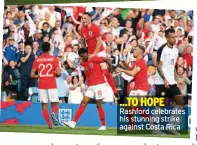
89, 31, 93, 36
89, 63, 93, 68
59, 109, 72, 126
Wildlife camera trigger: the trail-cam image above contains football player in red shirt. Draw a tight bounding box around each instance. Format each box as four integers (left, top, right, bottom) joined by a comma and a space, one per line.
62, 48, 114, 130
79, 12, 118, 99
117, 45, 150, 128
117, 45, 149, 96
31, 42, 61, 129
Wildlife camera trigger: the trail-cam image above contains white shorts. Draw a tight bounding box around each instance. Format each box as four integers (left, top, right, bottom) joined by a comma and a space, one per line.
85, 83, 111, 100
39, 89, 59, 103
129, 90, 148, 100
97, 50, 107, 57
102, 83, 114, 102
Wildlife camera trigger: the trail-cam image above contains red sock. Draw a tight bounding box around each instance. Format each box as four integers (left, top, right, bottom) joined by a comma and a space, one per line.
42, 109, 52, 127
52, 104, 58, 114
73, 105, 85, 122
134, 107, 150, 118
97, 106, 106, 126
103, 69, 117, 94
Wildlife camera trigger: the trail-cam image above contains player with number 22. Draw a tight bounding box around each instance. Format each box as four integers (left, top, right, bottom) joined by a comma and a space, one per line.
31, 42, 62, 129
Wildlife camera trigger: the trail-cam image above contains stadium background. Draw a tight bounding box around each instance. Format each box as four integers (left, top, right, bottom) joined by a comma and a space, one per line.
1, 5, 193, 137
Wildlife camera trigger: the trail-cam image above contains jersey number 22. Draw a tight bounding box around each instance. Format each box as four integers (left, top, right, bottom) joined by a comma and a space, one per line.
38, 63, 53, 77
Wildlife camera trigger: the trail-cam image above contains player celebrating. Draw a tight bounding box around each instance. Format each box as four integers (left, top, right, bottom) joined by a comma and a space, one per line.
117, 45, 149, 96
116, 45, 158, 133
31, 42, 61, 129
62, 48, 114, 130
79, 12, 118, 99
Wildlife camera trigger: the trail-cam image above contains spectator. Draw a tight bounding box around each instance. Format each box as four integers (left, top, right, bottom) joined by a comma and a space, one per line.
32, 5, 48, 21
120, 20, 133, 37
32, 41, 43, 58
177, 66, 191, 96
41, 22, 50, 37
18, 44, 36, 101
104, 33, 117, 51
1, 67, 7, 101
68, 75, 85, 104
91, 7, 103, 21
49, 20, 62, 36
112, 8, 124, 26
8, 60, 20, 86
143, 9, 154, 22
28, 29, 43, 47
64, 75, 72, 103
182, 46, 193, 69
3, 37, 19, 64
56, 56, 69, 103
47, 6, 61, 28
148, 65, 156, 96
39, 12, 52, 29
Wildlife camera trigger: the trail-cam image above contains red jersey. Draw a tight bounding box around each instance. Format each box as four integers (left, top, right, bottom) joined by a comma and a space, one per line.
81, 57, 105, 86
32, 53, 59, 89
182, 53, 193, 69
80, 23, 104, 54
131, 58, 149, 92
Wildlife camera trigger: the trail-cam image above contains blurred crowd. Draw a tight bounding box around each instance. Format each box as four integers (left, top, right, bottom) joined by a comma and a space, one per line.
1, 5, 193, 106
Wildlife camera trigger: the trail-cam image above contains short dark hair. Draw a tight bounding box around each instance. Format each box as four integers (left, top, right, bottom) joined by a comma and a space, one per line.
131, 39, 137, 43
42, 22, 49, 27
78, 48, 87, 55
137, 45, 145, 54
158, 30, 164, 33
83, 12, 91, 17
125, 20, 132, 23
72, 75, 79, 85
165, 28, 175, 38
42, 42, 51, 52
73, 44, 79, 48
177, 28, 182, 32
161, 23, 167, 28
24, 41, 31, 46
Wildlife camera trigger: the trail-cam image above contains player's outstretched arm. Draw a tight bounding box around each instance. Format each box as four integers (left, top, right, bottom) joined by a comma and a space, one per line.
103, 57, 111, 64
118, 61, 131, 70
116, 66, 140, 77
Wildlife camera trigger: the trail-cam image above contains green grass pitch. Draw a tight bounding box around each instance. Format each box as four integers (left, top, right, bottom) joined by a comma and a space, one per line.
0, 124, 190, 138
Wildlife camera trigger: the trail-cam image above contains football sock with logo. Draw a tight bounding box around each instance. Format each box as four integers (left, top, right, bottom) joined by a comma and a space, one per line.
97, 106, 106, 126
52, 104, 58, 114
73, 105, 86, 122
42, 109, 52, 127
103, 69, 117, 94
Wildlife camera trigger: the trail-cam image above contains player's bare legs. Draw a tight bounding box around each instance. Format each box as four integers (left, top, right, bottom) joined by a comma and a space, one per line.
96, 99, 106, 130
62, 96, 91, 129
100, 63, 118, 97
51, 102, 59, 126
165, 95, 184, 136
42, 103, 52, 129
